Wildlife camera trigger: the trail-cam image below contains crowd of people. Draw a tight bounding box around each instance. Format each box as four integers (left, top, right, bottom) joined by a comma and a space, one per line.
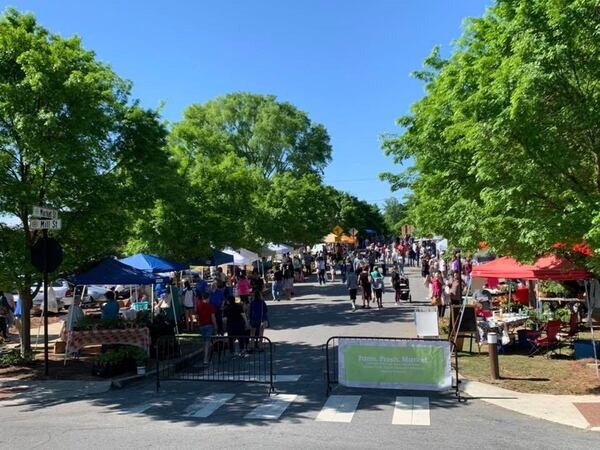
116, 235, 470, 364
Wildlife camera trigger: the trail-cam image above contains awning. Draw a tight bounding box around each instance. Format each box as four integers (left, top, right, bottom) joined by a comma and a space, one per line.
472, 255, 592, 280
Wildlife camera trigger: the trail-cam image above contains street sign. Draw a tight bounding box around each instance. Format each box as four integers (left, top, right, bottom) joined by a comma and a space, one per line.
349, 228, 358, 236
333, 225, 343, 236
29, 218, 62, 230
32, 206, 59, 219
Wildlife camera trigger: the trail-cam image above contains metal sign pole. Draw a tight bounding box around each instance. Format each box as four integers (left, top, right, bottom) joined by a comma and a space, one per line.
43, 229, 49, 376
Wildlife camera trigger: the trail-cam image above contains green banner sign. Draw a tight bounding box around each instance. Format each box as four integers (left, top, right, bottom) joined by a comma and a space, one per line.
338, 339, 451, 391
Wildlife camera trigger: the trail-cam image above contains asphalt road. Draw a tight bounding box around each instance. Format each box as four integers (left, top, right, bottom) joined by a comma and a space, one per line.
1, 267, 598, 449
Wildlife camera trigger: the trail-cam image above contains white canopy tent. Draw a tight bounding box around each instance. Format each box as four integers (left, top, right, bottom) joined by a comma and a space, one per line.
267, 243, 293, 254
237, 248, 260, 263
222, 248, 249, 265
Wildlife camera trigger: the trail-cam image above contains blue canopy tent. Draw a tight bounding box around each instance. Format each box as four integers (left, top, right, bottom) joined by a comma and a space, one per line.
64, 259, 166, 363
189, 249, 234, 267
118, 254, 188, 334
71, 258, 160, 285
119, 253, 188, 273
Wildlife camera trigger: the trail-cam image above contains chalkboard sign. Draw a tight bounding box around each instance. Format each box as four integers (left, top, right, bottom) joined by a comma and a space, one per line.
450, 305, 478, 333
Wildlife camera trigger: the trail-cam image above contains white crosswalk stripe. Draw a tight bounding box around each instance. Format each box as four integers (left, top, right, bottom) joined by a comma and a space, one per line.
392, 396, 430, 426
244, 394, 297, 420
123, 402, 160, 414
183, 393, 235, 418
316, 395, 361, 423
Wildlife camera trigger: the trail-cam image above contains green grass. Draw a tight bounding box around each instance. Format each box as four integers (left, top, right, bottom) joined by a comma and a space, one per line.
457, 341, 600, 395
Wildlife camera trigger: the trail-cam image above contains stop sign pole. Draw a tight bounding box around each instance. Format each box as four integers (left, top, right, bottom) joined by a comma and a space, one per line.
30, 207, 62, 376
42, 229, 49, 376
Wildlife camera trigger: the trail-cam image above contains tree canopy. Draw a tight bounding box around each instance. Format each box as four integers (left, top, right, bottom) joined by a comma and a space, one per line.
382, 0, 600, 272
0, 8, 169, 351
170, 93, 333, 178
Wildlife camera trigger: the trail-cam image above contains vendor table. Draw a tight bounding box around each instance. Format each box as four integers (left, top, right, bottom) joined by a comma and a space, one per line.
478, 314, 528, 347
538, 297, 583, 303
63, 327, 150, 355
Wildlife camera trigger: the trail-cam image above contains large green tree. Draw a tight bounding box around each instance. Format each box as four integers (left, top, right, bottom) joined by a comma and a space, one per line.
261, 173, 337, 245
0, 9, 168, 353
382, 197, 408, 235
171, 92, 333, 178
383, 0, 600, 271
332, 192, 388, 236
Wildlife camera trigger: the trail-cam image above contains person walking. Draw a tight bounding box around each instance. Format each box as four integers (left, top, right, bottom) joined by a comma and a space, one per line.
283, 262, 294, 299
209, 281, 225, 335
196, 293, 217, 365
391, 267, 402, 304
328, 257, 336, 282
236, 272, 251, 306
371, 267, 385, 309
0, 291, 13, 339
181, 281, 196, 332
249, 292, 268, 351
431, 271, 443, 317
317, 256, 326, 285
340, 259, 348, 284
358, 266, 372, 309
346, 268, 358, 311
271, 266, 283, 301
224, 296, 248, 355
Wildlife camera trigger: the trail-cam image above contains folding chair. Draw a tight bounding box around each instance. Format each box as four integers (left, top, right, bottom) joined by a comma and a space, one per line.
528, 320, 561, 357
557, 312, 579, 348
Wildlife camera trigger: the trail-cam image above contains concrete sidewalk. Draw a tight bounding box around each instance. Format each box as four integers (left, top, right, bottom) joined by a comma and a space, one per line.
462, 380, 600, 431
0, 379, 112, 406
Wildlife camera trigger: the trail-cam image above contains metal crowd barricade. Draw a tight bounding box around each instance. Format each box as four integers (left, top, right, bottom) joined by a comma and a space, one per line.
324, 336, 463, 401
156, 335, 275, 394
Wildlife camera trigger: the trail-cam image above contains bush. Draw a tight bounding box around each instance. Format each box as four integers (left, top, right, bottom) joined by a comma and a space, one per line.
0, 349, 35, 368
94, 345, 147, 367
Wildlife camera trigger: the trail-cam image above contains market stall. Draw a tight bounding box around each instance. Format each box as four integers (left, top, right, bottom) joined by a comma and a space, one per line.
471, 255, 596, 364
119, 253, 188, 333
63, 259, 162, 364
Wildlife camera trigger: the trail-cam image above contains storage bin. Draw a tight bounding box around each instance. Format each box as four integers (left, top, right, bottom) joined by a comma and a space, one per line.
574, 339, 600, 360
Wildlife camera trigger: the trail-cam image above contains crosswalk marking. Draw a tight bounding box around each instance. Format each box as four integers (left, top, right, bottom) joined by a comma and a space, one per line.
316, 395, 361, 423
123, 401, 169, 414
392, 396, 430, 426
245, 394, 297, 420
183, 393, 235, 418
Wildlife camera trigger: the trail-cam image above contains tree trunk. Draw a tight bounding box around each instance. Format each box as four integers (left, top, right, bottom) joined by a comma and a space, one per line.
18, 289, 32, 356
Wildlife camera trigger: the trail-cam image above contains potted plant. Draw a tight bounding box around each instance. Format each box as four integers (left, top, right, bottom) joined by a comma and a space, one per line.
538, 280, 568, 298
129, 347, 148, 375
554, 307, 571, 324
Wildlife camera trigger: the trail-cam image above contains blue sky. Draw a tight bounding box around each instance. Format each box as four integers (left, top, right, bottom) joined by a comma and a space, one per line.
6, 0, 490, 207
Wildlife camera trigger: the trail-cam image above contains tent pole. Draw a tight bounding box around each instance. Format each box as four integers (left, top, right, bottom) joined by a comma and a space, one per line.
170, 284, 179, 336
586, 281, 600, 379
63, 286, 77, 366
35, 305, 43, 348
151, 285, 155, 317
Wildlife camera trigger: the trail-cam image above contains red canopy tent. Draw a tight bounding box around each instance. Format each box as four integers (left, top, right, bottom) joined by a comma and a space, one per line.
472, 255, 592, 280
